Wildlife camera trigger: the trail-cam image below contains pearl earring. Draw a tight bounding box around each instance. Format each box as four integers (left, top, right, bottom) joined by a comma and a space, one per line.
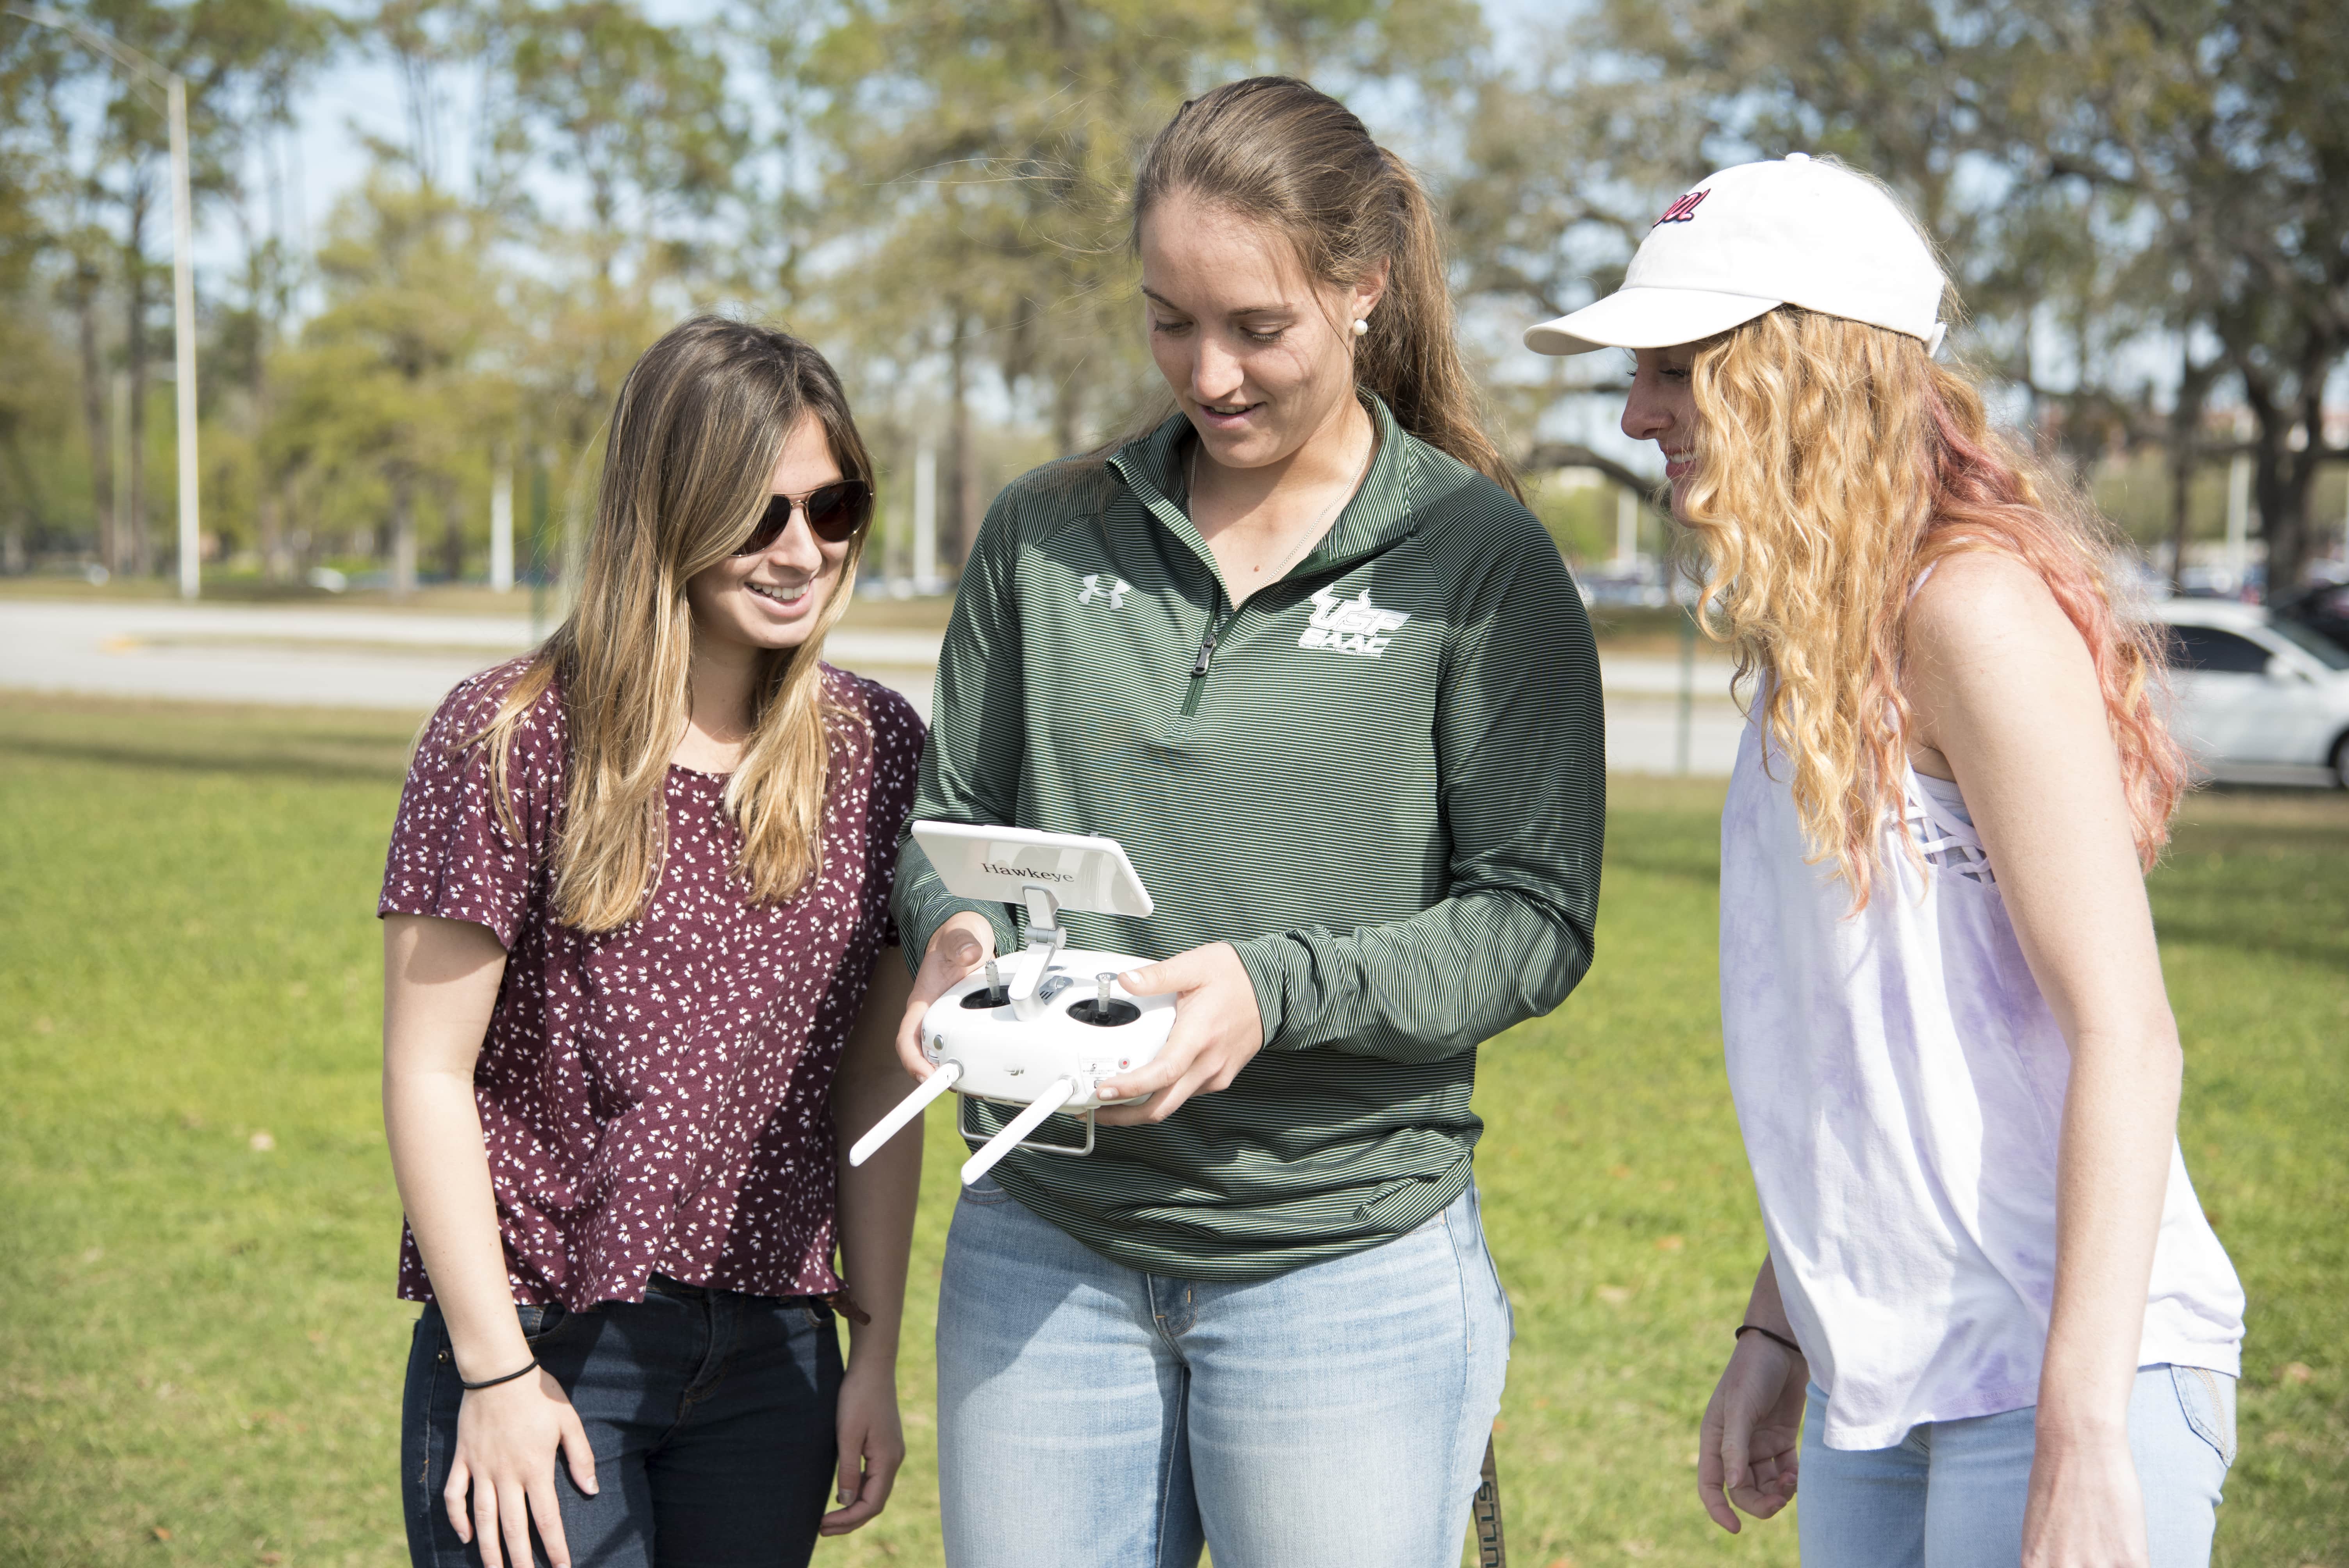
1351, 318, 1369, 337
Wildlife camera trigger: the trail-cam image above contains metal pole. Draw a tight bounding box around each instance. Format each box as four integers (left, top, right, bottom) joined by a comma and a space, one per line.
913, 445, 938, 592
1675, 597, 1696, 777
490, 449, 514, 593
2225, 451, 2250, 590
167, 74, 199, 599
528, 454, 551, 640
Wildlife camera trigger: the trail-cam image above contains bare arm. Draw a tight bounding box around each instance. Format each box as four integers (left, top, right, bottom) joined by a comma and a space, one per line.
822, 950, 921, 1535
1697, 1256, 1806, 1532
1907, 554, 2178, 1568
383, 913, 596, 1568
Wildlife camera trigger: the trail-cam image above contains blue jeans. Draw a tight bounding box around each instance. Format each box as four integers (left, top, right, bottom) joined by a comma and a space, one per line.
401, 1278, 842, 1568
935, 1178, 1511, 1568
1799, 1364, 2237, 1568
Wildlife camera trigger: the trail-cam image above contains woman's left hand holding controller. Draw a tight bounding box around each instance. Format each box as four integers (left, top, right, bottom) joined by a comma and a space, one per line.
1093, 943, 1264, 1124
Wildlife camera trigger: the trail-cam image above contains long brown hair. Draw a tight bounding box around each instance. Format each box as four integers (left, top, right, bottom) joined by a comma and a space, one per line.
1679, 306, 2184, 910
1130, 76, 1520, 498
475, 316, 876, 932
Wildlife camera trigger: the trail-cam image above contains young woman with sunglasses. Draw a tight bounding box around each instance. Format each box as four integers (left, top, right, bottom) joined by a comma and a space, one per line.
380, 317, 925, 1568
1526, 158, 2243, 1566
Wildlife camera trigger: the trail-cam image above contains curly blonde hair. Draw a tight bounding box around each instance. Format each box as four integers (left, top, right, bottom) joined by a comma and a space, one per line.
1677, 306, 2184, 910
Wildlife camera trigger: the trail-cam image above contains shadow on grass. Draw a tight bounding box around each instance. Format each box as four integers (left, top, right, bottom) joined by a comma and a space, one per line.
2149, 822, 2349, 971
0, 734, 416, 786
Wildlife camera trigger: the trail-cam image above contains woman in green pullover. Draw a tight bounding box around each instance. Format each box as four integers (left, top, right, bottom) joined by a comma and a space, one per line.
890, 77, 1606, 1568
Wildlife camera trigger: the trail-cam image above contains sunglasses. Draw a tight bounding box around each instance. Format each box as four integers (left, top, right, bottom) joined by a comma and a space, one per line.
733, 480, 873, 554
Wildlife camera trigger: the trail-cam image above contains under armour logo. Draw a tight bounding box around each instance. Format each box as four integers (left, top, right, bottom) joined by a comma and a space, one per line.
1653, 189, 1709, 226
1078, 574, 1132, 608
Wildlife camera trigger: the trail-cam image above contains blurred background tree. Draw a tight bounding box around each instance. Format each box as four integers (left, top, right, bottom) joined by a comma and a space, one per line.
807, 0, 1485, 565
0, 0, 2342, 594
271, 173, 512, 594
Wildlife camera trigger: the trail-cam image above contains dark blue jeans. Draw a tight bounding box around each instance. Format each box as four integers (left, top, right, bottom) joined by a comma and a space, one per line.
402, 1277, 843, 1568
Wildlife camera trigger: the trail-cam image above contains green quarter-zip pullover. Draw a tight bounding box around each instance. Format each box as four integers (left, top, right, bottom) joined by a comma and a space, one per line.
895, 398, 1606, 1279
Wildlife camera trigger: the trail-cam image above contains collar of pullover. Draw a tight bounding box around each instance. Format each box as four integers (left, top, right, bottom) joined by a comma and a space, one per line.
1107, 393, 1420, 599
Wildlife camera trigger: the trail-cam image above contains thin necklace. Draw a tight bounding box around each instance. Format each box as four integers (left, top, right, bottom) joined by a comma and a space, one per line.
1188, 424, 1377, 597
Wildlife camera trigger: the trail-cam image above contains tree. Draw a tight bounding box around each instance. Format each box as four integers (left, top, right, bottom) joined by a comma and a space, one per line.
2055, 0, 2349, 593
0, 16, 111, 560
1459, 0, 2349, 591
2, 0, 331, 572
806, 0, 1487, 567
273, 175, 512, 594
1447, 0, 2062, 475
504, 0, 745, 285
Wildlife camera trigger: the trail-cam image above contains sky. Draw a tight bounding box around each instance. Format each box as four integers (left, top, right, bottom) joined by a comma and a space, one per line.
212, 0, 1559, 273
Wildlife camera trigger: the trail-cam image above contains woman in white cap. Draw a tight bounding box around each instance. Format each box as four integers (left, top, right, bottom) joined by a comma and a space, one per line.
1526, 155, 2244, 1566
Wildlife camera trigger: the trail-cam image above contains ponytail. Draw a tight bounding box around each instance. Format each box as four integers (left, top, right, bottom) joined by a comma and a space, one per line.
1132, 78, 1521, 499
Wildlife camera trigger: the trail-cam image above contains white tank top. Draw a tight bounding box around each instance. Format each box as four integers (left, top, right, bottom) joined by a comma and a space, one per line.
1720, 713, 2245, 1450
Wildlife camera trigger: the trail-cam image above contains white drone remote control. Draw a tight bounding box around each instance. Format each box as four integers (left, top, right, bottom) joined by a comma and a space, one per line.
847, 823, 1177, 1188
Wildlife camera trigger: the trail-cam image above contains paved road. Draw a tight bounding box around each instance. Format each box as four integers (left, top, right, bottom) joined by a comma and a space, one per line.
1, 600, 1746, 774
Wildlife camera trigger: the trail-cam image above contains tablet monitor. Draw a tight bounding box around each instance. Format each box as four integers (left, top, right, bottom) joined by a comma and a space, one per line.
909, 821, 1155, 918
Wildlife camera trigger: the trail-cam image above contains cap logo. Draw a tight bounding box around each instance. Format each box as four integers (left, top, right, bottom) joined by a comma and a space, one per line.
1653, 190, 1709, 227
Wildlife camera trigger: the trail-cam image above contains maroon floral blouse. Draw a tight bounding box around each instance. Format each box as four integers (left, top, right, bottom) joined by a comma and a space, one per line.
378, 656, 924, 1310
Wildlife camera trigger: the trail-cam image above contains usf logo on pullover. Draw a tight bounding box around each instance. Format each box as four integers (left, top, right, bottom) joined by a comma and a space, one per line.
1300, 586, 1410, 656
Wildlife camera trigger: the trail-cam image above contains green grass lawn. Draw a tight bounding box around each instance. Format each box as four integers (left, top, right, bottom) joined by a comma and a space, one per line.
2, 695, 2342, 1568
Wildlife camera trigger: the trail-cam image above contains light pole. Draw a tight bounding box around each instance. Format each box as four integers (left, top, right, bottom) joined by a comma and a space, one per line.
8, 5, 202, 599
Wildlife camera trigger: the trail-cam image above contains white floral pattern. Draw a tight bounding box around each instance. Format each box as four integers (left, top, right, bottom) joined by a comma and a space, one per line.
378, 656, 924, 1309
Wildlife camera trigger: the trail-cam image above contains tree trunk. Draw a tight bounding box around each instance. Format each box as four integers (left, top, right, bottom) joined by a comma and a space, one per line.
258, 490, 290, 582
248, 282, 290, 583
2166, 353, 2218, 593
2, 429, 46, 567
2245, 375, 2334, 601
439, 478, 465, 583
2236, 333, 2344, 599
123, 179, 151, 578
72, 258, 115, 571
946, 311, 975, 573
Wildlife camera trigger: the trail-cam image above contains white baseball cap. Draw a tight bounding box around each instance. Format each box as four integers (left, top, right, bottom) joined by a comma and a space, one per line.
1523, 154, 1949, 357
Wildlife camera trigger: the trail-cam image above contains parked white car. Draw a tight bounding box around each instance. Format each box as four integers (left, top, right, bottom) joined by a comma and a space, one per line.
2149, 599, 2349, 787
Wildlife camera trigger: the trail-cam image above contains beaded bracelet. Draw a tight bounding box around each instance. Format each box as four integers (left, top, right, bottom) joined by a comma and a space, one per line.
1734, 1323, 1804, 1358
460, 1358, 540, 1392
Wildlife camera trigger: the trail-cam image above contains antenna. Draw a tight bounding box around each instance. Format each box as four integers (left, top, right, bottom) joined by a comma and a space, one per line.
959, 1078, 1079, 1187
847, 1060, 962, 1167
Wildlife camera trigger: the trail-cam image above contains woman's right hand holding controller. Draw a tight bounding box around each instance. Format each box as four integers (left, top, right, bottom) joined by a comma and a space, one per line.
894, 913, 998, 1082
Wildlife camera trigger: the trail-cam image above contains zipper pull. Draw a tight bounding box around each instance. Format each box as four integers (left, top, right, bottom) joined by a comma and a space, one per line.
1191, 617, 1219, 677
1183, 595, 1226, 716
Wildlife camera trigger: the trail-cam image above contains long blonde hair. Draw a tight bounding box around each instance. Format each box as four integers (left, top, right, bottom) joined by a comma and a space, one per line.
1679, 306, 2184, 910
476, 317, 875, 932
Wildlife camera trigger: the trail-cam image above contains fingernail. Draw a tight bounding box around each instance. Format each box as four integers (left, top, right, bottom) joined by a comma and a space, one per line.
1097, 1087, 1119, 1101
838, 1489, 852, 1505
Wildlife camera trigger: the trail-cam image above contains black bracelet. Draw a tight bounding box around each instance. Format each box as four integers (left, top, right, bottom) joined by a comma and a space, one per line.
1735, 1323, 1804, 1358
459, 1358, 540, 1392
